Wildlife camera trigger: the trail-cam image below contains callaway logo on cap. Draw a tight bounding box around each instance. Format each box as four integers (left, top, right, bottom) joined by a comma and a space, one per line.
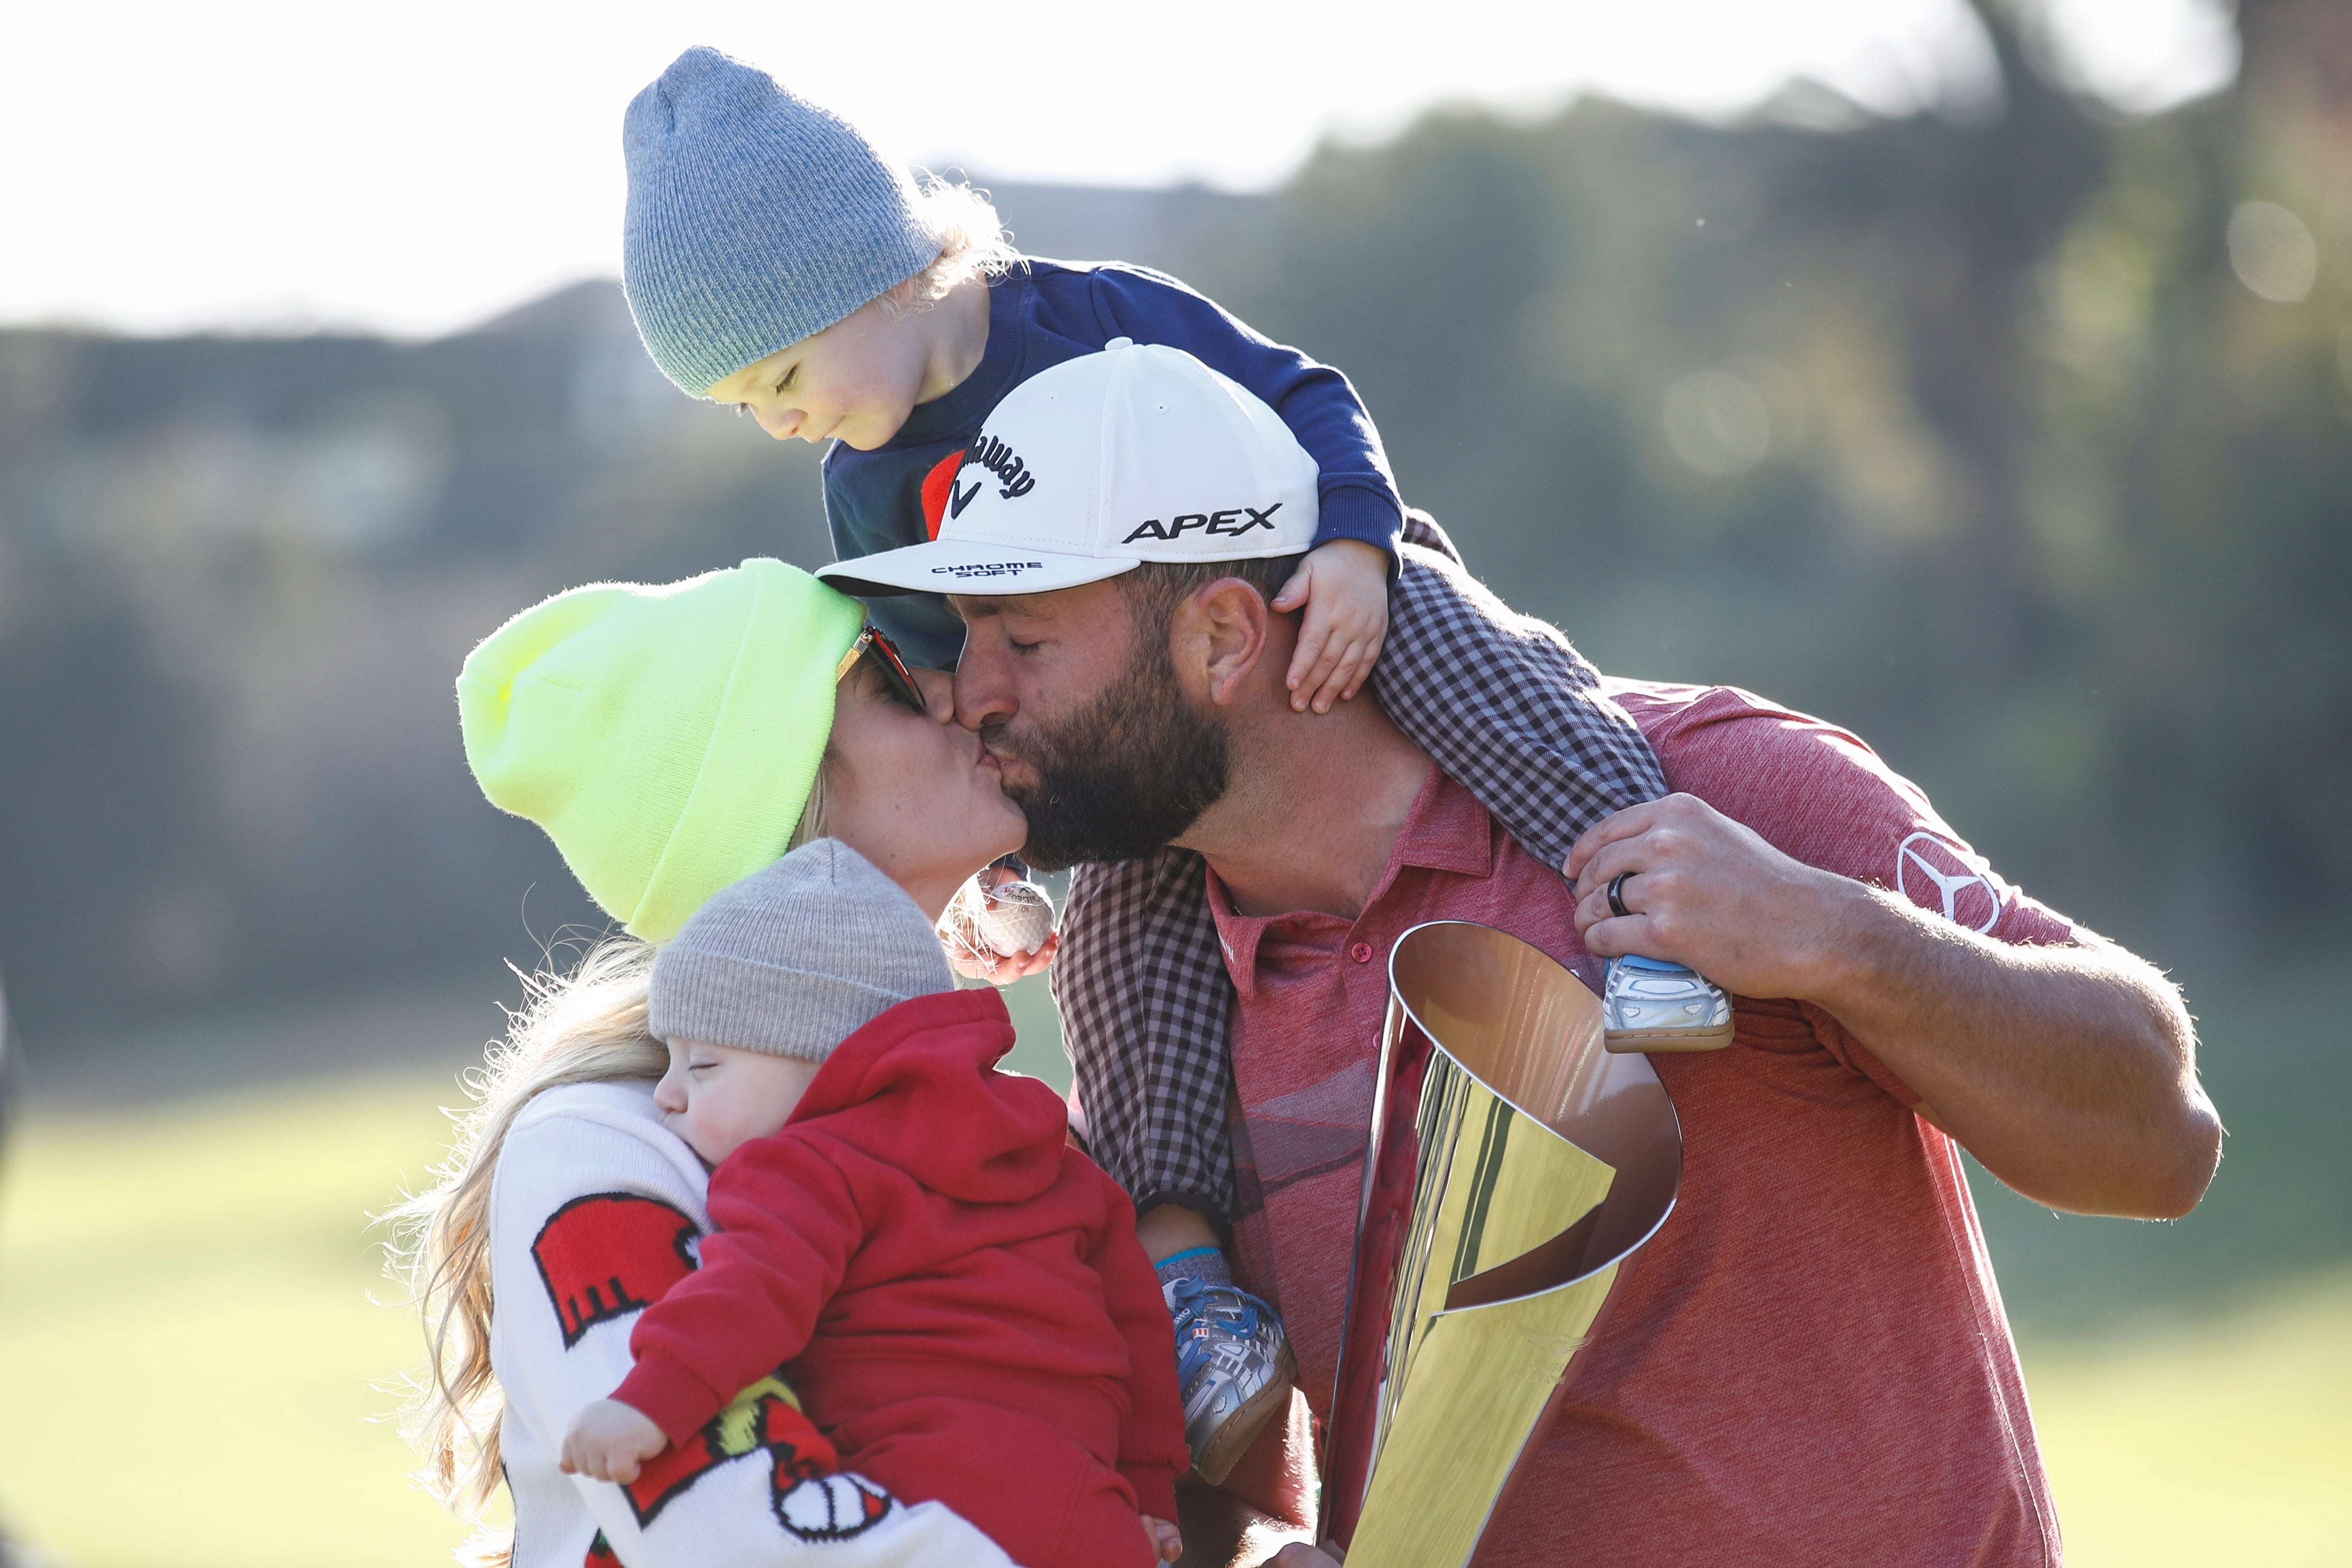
815, 340, 1320, 598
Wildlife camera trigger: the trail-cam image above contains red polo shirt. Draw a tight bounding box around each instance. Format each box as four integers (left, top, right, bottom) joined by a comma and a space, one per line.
1208, 679, 2071, 1567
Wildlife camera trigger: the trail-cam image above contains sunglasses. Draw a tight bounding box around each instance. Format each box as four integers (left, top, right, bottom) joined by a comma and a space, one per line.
835, 624, 927, 713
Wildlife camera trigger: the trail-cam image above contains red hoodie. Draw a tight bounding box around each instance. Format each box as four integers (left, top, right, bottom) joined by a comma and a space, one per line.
614, 988, 1188, 1568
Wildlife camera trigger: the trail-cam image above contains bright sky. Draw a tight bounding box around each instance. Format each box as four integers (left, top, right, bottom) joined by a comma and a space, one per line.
0, 0, 2234, 338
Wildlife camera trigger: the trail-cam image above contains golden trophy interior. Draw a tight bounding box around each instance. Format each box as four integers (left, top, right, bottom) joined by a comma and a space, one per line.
1337, 920, 1683, 1568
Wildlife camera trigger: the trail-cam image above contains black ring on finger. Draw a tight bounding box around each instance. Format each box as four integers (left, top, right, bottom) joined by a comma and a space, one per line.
1607, 871, 1634, 919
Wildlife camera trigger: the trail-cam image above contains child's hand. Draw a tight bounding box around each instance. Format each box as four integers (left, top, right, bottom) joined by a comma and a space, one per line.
1140, 1514, 1184, 1563
1271, 539, 1391, 714
558, 1398, 668, 1484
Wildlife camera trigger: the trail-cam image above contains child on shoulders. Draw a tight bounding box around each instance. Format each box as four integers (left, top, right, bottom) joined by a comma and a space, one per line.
616, 45, 1729, 1483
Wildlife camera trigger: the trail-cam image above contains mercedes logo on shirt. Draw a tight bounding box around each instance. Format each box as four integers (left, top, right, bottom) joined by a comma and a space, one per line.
1894, 831, 2006, 933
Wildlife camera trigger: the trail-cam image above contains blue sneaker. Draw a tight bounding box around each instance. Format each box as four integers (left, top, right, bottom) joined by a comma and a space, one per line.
1603, 954, 1734, 1051
1165, 1275, 1296, 1485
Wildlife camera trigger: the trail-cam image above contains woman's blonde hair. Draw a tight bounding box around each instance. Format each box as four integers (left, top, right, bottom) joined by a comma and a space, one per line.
385, 939, 663, 1565
883, 178, 1019, 316
389, 774, 834, 1563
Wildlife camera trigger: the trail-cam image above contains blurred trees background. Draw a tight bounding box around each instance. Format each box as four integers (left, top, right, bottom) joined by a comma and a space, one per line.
1180, 0, 2352, 966
0, 0, 2344, 1314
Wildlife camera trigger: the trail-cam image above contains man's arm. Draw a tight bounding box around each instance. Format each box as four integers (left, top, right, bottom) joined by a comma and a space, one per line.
1566, 794, 2222, 1220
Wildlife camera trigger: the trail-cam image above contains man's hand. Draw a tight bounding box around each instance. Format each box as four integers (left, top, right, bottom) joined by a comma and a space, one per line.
1271, 539, 1390, 714
1565, 794, 1854, 998
558, 1398, 668, 1484
1140, 1514, 1184, 1562
1562, 795, 2220, 1220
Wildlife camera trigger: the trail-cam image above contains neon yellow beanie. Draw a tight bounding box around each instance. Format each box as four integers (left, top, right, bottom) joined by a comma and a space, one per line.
456, 558, 866, 943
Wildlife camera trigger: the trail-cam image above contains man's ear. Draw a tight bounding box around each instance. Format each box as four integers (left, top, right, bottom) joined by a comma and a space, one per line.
1171, 578, 1271, 708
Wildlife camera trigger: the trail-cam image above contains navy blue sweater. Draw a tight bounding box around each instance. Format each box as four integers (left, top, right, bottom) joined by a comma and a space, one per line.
824, 258, 1403, 668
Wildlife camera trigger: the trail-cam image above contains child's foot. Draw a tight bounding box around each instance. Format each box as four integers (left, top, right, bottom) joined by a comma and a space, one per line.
1165, 1274, 1296, 1485
1602, 954, 1734, 1051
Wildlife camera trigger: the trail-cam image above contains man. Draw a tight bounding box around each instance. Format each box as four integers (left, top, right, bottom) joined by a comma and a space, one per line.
829, 346, 2221, 1566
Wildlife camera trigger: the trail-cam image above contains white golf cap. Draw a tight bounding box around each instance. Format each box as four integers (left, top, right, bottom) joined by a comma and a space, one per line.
816, 339, 1319, 598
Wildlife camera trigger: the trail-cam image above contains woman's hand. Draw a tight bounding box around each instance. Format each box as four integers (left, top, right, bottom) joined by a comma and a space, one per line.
558, 1398, 668, 1484
1140, 1513, 1184, 1562
943, 864, 1059, 984
948, 930, 1059, 985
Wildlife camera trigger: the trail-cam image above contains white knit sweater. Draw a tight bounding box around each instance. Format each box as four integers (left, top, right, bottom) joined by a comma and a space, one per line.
487, 1081, 1020, 1568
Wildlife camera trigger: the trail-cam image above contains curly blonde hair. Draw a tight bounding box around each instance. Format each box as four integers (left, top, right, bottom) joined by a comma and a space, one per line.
384, 940, 664, 1565
881, 177, 1020, 316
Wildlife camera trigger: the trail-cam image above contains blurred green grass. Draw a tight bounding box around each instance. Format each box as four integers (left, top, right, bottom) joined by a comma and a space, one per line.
0, 1069, 474, 1566
1, 977, 2342, 1566
2027, 1268, 2350, 1565
1966, 954, 2352, 1332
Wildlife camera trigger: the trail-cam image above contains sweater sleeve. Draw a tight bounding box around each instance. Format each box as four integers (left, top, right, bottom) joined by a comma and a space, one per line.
1084, 264, 1403, 560
488, 1086, 1019, 1568
1081, 1158, 1191, 1520
616, 1132, 866, 1445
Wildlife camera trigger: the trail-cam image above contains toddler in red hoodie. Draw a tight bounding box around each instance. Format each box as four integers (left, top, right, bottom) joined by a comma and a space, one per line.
559, 838, 1190, 1567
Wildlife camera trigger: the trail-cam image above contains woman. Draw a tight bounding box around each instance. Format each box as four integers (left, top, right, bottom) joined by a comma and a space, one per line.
391, 560, 1040, 1568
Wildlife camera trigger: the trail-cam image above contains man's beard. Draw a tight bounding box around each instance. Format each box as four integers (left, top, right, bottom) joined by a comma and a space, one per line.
984, 639, 1231, 873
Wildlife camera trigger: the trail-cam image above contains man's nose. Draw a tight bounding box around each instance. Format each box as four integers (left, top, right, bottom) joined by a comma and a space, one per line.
754, 404, 800, 441
952, 638, 1015, 733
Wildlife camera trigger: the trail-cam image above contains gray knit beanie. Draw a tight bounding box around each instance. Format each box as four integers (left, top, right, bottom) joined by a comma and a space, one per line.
648, 838, 954, 1061
622, 47, 945, 396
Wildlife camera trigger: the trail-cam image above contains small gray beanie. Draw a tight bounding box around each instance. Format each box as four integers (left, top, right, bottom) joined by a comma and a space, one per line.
649, 838, 954, 1061
622, 47, 945, 396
